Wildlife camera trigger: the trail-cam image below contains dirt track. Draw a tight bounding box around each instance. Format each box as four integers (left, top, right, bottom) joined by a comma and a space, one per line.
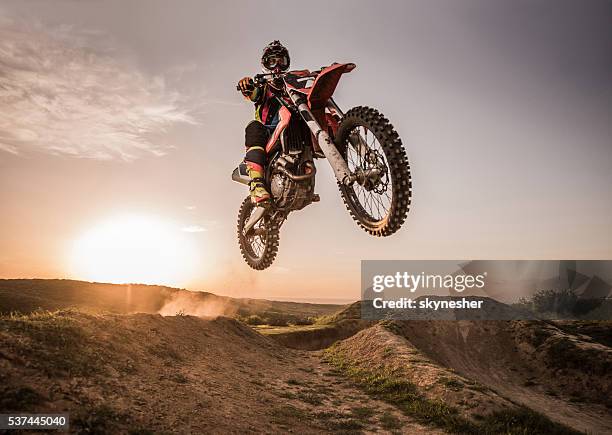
0, 312, 438, 434
1, 310, 611, 434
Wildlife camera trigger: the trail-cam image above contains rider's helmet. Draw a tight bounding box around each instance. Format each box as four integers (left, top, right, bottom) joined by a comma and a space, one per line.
261, 40, 290, 74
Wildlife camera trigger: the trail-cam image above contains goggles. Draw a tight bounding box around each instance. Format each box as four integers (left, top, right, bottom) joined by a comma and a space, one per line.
263, 54, 289, 70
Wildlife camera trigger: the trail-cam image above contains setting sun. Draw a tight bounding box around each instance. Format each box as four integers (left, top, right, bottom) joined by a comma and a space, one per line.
69, 215, 200, 287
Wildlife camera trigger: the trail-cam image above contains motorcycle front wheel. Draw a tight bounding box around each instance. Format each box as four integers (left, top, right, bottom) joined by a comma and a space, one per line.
335, 106, 412, 237
237, 197, 280, 270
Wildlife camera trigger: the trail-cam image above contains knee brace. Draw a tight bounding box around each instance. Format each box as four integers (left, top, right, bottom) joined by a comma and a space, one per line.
245, 120, 269, 148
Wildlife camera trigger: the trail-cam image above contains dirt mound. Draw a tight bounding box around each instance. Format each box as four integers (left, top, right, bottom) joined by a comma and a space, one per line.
385, 320, 612, 433
326, 324, 515, 420
325, 320, 612, 433
320, 300, 362, 323
0, 310, 437, 434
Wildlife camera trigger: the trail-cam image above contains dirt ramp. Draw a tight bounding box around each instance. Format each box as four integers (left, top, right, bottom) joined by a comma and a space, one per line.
326, 324, 515, 420
0, 311, 292, 433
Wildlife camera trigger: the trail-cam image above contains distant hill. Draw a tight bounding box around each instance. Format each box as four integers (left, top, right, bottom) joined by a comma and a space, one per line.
0, 279, 342, 323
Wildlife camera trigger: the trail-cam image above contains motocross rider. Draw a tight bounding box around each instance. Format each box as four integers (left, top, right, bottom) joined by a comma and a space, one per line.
237, 40, 290, 204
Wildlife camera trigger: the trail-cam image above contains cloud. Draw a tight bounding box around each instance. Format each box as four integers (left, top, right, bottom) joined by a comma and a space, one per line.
0, 16, 198, 161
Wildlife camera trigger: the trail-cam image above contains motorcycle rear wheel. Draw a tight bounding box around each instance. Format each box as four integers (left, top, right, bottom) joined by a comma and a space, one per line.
335, 106, 412, 236
237, 197, 280, 270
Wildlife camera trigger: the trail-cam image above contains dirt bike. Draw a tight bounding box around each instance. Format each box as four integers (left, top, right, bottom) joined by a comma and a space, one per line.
232, 63, 412, 270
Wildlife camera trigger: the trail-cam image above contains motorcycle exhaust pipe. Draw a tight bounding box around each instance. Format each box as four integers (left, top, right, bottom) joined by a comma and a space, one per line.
276, 162, 316, 181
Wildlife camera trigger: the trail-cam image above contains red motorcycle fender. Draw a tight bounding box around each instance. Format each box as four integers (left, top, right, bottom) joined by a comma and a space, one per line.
307, 63, 355, 110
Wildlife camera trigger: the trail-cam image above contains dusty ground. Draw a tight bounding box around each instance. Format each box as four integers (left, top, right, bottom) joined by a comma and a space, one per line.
0, 311, 438, 434
1, 306, 610, 434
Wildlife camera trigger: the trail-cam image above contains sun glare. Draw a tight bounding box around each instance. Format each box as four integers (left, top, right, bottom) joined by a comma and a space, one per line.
69, 215, 200, 287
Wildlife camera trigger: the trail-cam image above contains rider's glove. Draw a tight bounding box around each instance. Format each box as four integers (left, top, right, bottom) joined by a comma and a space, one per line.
238, 77, 256, 100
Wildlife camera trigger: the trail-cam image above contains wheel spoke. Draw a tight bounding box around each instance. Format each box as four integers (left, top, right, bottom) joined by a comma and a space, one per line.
344, 124, 393, 223
244, 210, 269, 259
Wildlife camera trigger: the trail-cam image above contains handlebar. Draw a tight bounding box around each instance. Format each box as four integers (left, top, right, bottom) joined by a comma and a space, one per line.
235, 73, 284, 92
236, 67, 331, 91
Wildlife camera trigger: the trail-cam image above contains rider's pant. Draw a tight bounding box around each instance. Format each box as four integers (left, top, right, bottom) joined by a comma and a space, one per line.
244, 120, 269, 173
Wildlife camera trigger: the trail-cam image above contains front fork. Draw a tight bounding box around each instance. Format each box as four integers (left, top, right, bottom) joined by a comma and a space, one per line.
328, 97, 369, 161
328, 97, 383, 187
288, 91, 354, 186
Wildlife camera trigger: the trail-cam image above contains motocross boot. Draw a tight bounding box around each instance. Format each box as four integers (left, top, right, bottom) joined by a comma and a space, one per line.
247, 164, 271, 205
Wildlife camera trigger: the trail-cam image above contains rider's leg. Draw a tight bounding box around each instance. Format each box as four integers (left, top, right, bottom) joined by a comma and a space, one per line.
244, 120, 270, 204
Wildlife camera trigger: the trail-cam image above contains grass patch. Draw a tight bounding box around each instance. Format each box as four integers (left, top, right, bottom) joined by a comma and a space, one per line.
324, 345, 472, 433
324, 344, 581, 435
296, 391, 323, 405
269, 404, 307, 425
351, 406, 376, 422
379, 411, 401, 430
276, 391, 296, 400
440, 377, 465, 391
0, 310, 109, 377
380, 320, 403, 335
479, 408, 581, 435
324, 417, 365, 432
314, 410, 365, 433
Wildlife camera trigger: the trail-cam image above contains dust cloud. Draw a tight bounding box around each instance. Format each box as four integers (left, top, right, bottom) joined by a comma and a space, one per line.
157, 291, 236, 318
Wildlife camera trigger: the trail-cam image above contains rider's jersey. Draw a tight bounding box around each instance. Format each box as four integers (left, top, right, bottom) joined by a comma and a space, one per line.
248, 83, 281, 128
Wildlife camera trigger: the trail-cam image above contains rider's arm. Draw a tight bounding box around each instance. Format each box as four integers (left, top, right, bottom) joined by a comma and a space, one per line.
250, 85, 263, 103
238, 77, 262, 102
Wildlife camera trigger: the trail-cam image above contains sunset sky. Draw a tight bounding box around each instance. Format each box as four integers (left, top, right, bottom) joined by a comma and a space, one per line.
1, 0, 611, 302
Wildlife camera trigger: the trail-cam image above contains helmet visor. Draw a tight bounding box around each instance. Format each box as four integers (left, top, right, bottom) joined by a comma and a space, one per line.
263, 54, 289, 71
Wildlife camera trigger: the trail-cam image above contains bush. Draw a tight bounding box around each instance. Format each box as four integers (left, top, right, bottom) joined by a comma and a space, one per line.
266, 316, 289, 327
292, 316, 315, 326
244, 315, 264, 325
531, 289, 577, 314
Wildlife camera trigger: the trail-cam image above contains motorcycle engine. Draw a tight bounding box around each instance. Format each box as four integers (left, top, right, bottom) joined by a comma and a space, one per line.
269, 152, 315, 210
270, 171, 295, 208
